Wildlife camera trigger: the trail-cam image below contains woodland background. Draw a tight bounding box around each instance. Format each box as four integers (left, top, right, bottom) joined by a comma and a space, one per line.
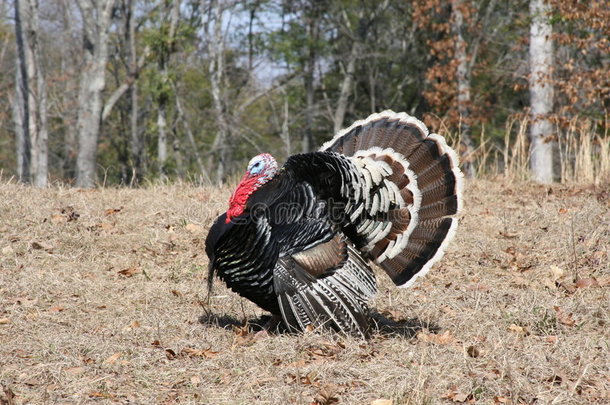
0, 0, 608, 187
1, 2, 609, 403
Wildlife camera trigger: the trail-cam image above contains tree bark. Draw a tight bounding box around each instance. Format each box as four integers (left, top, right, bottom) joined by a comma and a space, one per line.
333, 41, 358, 134
13, 0, 30, 183
128, 0, 142, 185
156, 0, 180, 178
451, 0, 475, 178
282, 94, 291, 158
205, 0, 230, 184
59, 0, 78, 181
13, 0, 48, 186
302, 11, 318, 153
300, 0, 323, 153
529, 0, 554, 184
75, 0, 116, 188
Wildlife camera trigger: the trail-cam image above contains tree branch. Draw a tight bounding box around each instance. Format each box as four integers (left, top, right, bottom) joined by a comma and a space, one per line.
101, 46, 150, 121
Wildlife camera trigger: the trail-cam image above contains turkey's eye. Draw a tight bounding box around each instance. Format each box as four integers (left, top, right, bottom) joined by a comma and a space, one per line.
250, 161, 263, 174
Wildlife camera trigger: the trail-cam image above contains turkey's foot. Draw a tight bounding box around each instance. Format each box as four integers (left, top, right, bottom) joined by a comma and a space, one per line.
253, 314, 282, 339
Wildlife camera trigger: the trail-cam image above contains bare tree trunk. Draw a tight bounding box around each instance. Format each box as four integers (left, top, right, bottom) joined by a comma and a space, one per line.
451, 0, 475, 178
31, 0, 48, 187
205, 0, 230, 184
127, 0, 141, 184
302, 14, 317, 153
13, 0, 48, 186
301, 0, 323, 153
59, 0, 78, 181
13, 0, 30, 183
529, 0, 554, 183
75, 0, 116, 188
157, 0, 180, 178
333, 42, 358, 134
157, 102, 168, 176
282, 94, 291, 158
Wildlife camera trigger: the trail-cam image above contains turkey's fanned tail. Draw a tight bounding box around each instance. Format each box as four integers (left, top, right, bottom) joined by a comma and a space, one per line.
321, 110, 463, 288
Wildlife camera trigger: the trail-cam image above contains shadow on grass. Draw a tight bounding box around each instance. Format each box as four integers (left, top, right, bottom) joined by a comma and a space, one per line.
199, 313, 276, 331
199, 310, 439, 340
369, 310, 440, 339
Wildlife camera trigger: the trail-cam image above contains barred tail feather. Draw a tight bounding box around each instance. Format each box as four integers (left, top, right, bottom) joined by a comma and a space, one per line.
322, 110, 463, 288
274, 246, 376, 338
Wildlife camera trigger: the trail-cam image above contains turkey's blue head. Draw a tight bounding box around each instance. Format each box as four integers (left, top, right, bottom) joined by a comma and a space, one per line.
226, 153, 278, 223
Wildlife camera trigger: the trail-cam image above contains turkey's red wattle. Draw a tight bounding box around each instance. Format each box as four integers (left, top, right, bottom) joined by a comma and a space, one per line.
226, 175, 260, 223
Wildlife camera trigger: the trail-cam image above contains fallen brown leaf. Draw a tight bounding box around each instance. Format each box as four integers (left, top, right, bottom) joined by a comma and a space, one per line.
442, 388, 473, 403
499, 230, 518, 238
575, 278, 599, 289
181, 347, 219, 359
0, 318, 10, 325
88, 391, 115, 399
51, 214, 65, 224
61, 206, 80, 221
121, 320, 141, 332
553, 306, 576, 326
1, 386, 16, 405
508, 324, 528, 335
104, 208, 122, 216
466, 345, 481, 358
545, 335, 558, 344
30, 241, 53, 253
118, 267, 141, 277
99, 222, 114, 231
314, 384, 340, 405
103, 352, 122, 365
466, 283, 490, 291
452, 393, 470, 403
370, 399, 393, 405
417, 329, 458, 345
64, 367, 85, 375
549, 265, 566, 280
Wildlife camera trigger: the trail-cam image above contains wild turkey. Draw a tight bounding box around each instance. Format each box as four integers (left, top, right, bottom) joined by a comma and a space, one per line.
205, 110, 463, 338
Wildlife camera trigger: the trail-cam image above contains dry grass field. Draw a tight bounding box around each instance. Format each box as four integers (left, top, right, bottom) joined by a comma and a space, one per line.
1, 179, 609, 404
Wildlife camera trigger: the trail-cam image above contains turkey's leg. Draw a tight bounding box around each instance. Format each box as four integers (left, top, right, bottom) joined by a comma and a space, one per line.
255, 314, 282, 338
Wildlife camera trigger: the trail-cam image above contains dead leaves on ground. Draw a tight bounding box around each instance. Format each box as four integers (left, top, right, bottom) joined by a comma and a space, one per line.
151, 340, 220, 361
442, 387, 474, 403
0, 386, 16, 405
117, 267, 141, 278
370, 400, 393, 405
417, 329, 459, 346
29, 240, 54, 253
504, 257, 608, 293
180, 347, 219, 359
553, 305, 576, 327
104, 207, 122, 216
103, 352, 122, 365
51, 206, 80, 223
